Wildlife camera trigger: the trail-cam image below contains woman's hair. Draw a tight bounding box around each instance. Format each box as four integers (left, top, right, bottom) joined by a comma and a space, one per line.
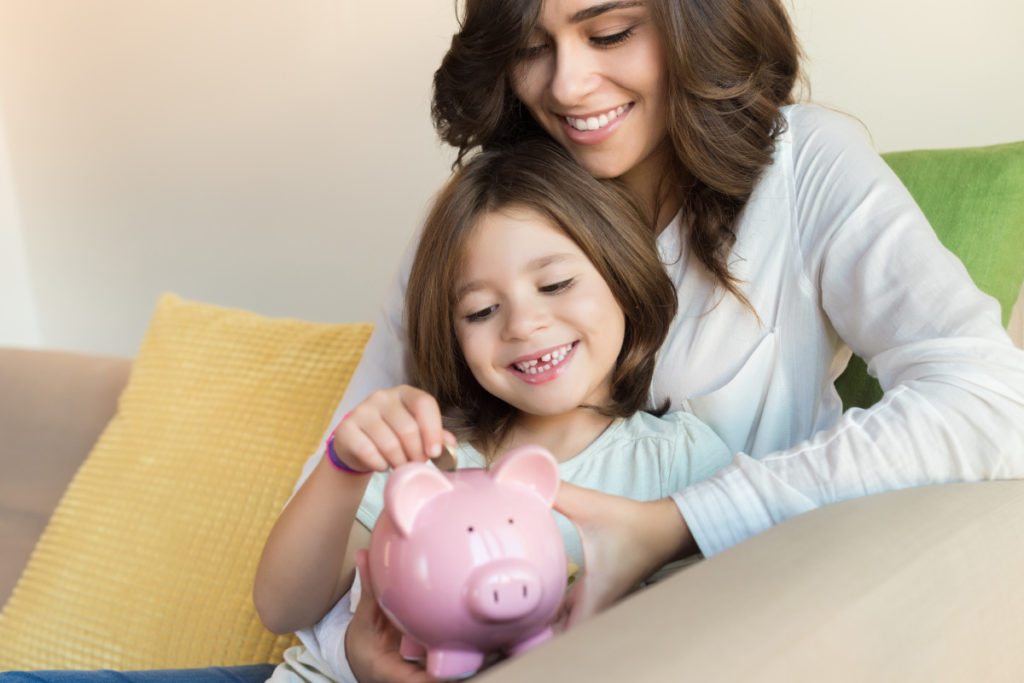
432, 0, 802, 306
406, 138, 677, 454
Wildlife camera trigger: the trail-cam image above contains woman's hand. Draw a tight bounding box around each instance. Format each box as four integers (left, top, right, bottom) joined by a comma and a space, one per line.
334, 385, 456, 472
346, 550, 440, 683
554, 482, 698, 628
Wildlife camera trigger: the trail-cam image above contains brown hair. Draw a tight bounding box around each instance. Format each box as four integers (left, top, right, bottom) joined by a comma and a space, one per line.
432, 0, 802, 306
406, 138, 677, 455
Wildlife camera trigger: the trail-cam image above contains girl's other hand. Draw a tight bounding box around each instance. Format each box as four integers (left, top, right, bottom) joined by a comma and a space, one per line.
333, 385, 455, 472
554, 482, 697, 628
346, 550, 441, 683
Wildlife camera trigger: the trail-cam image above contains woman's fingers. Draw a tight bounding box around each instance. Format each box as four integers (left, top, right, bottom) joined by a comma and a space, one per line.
554, 482, 693, 628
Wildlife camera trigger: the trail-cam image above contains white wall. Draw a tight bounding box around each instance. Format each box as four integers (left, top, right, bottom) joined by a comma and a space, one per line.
0, 110, 41, 347
791, 0, 1024, 152
0, 0, 1022, 357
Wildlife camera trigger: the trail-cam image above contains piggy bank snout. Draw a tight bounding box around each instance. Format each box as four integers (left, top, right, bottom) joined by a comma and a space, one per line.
466, 559, 544, 622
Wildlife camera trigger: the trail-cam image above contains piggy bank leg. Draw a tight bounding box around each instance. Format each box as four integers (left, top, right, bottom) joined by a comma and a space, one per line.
507, 626, 554, 656
426, 649, 485, 679
399, 635, 426, 661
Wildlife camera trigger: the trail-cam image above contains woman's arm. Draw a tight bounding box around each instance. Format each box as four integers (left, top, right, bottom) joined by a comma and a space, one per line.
556, 108, 1024, 623
677, 106, 1024, 556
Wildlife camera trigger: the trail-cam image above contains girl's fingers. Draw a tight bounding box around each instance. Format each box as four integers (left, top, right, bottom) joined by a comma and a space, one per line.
401, 388, 446, 460
347, 386, 446, 469
333, 416, 389, 472
358, 408, 417, 470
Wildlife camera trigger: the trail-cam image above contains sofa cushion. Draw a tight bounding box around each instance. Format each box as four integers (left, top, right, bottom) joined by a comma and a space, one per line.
835, 140, 1024, 409
0, 294, 372, 670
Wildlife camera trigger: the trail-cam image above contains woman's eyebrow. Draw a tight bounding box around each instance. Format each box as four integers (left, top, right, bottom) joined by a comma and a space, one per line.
570, 1, 643, 23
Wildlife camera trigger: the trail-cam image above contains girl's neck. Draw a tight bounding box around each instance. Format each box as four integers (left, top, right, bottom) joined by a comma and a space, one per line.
493, 408, 616, 464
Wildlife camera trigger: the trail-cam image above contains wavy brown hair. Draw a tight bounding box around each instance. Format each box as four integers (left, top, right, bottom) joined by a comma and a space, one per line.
406, 138, 677, 455
432, 0, 802, 306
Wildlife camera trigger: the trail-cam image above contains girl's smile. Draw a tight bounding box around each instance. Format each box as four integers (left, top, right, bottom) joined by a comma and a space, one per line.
509, 341, 578, 383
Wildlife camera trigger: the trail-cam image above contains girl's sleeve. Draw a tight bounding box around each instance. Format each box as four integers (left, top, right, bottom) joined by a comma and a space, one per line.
673, 106, 1024, 556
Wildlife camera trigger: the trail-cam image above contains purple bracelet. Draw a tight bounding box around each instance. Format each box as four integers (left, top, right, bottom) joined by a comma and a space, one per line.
324, 416, 371, 475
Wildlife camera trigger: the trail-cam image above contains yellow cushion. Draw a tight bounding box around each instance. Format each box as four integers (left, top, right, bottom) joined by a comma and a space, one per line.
0, 294, 372, 670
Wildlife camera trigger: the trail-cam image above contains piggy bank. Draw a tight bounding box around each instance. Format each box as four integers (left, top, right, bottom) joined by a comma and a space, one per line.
365, 444, 567, 679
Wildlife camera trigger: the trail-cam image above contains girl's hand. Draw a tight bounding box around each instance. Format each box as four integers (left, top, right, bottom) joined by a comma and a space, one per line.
347, 550, 440, 683
333, 385, 456, 472
554, 481, 697, 628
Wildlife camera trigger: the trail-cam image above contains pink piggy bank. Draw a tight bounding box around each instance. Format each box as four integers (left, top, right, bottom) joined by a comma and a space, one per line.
364, 444, 567, 679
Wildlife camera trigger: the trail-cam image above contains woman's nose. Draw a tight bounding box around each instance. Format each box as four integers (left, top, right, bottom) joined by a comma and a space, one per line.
550, 43, 599, 106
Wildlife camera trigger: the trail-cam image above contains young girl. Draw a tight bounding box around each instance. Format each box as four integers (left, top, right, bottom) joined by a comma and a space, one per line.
253, 138, 733, 681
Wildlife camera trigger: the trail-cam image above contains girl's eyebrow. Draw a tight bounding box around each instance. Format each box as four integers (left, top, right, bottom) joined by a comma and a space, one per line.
569, 1, 643, 23
455, 252, 577, 301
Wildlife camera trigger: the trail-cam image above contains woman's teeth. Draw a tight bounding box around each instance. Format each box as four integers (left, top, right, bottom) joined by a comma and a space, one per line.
565, 105, 628, 132
514, 343, 574, 374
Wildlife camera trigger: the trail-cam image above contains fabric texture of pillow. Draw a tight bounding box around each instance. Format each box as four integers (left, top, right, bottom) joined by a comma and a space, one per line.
0, 294, 372, 670
836, 140, 1024, 409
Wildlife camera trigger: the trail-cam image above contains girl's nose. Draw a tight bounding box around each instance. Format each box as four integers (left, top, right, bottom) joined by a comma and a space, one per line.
502, 300, 547, 340
550, 43, 599, 106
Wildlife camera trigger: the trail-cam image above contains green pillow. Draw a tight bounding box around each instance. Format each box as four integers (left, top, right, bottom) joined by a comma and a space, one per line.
836, 140, 1024, 410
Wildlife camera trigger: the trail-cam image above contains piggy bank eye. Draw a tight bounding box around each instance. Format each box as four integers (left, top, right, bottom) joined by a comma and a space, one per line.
467, 526, 474, 533
508, 518, 515, 525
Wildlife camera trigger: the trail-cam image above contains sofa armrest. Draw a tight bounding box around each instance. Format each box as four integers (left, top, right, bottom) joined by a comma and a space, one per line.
0, 348, 131, 608
479, 480, 1024, 681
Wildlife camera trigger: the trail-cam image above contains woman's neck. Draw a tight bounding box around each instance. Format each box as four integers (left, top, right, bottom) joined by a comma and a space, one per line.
496, 409, 616, 464
620, 141, 685, 235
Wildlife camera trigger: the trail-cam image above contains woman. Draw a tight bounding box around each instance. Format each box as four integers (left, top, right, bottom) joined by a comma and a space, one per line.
317, 0, 1024, 679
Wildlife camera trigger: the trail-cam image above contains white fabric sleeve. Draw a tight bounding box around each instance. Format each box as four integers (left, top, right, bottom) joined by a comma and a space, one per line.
674, 107, 1024, 555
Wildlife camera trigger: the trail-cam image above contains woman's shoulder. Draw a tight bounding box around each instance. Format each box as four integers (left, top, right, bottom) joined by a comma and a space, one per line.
780, 103, 878, 167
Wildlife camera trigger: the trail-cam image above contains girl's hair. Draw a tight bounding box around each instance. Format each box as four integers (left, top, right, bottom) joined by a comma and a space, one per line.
432, 0, 802, 306
406, 138, 677, 454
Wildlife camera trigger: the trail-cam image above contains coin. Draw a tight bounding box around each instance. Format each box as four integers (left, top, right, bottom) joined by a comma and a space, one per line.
433, 441, 458, 472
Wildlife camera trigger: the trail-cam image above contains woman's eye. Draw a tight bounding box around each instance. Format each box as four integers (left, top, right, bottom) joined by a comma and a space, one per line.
540, 278, 575, 294
591, 27, 634, 48
465, 305, 498, 323
516, 42, 549, 60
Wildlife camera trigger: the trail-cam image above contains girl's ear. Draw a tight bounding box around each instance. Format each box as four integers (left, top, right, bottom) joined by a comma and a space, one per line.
383, 463, 455, 537
491, 444, 560, 508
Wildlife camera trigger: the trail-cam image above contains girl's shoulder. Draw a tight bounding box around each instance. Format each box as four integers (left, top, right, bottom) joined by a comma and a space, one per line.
619, 410, 729, 452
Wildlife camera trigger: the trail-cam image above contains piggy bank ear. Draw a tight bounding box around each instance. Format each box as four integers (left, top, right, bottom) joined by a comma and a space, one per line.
384, 463, 454, 537
491, 444, 559, 508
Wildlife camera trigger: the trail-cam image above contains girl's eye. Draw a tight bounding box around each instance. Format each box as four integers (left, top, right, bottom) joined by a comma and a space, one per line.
540, 278, 575, 294
591, 27, 634, 48
465, 305, 498, 323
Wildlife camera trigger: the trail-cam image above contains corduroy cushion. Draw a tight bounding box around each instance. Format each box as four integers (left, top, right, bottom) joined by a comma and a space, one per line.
0, 294, 372, 670
836, 140, 1024, 409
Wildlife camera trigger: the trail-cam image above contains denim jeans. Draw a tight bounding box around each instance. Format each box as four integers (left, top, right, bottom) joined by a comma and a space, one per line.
0, 665, 275, 683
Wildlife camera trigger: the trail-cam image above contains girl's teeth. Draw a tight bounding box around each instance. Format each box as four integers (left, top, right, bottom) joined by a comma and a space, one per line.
566, 105, 627, 132
514, 343, 574, 373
